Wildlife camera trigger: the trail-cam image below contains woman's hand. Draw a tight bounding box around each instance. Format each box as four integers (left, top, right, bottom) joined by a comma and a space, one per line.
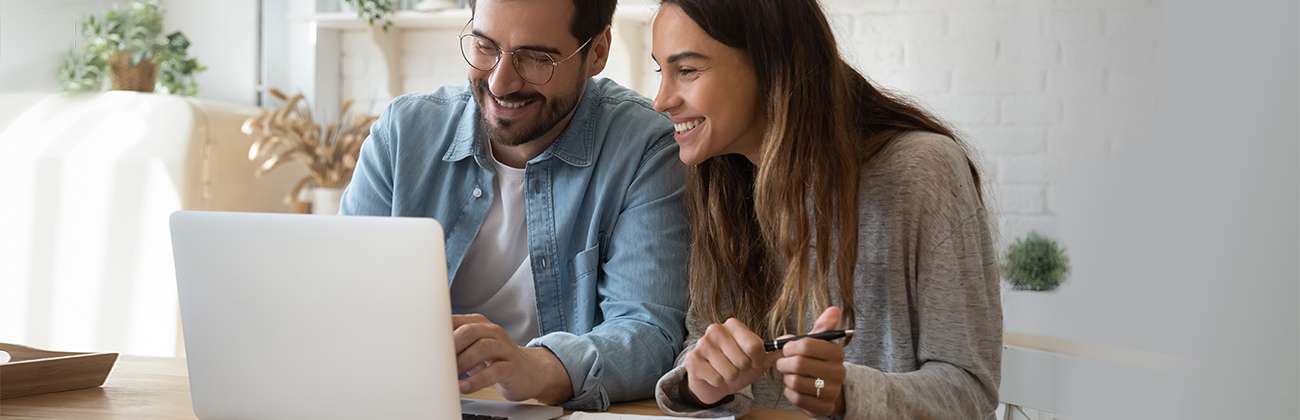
775, 307, 848, 417
683, 318, 778, 406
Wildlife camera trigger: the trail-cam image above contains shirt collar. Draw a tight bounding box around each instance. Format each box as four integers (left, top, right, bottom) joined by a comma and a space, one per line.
443, 80, 599, 168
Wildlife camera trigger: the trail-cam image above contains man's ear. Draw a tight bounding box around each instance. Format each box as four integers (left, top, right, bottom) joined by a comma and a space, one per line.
585, 26, 613, 77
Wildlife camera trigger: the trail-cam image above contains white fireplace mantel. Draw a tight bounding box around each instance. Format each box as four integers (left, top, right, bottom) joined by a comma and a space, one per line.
295, 5, 659, 120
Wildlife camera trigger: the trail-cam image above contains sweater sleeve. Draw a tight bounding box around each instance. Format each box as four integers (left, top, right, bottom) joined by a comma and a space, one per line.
840, 136, 1003, 419
653, 305, 757, 417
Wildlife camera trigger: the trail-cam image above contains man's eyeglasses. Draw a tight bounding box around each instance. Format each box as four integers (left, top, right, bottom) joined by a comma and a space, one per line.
458, 21, 594, 85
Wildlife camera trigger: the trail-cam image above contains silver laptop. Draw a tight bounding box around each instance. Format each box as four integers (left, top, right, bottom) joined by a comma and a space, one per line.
170, 211, 562, 420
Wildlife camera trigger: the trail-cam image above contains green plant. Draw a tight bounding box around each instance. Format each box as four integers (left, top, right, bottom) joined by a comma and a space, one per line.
344, 0, 396, 31
1002, 231, 1071, 291
58, 0, 206, 95
57, 48, 108, 92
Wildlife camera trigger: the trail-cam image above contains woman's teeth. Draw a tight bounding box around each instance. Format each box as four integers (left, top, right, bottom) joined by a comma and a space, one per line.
674, 118, 703, 134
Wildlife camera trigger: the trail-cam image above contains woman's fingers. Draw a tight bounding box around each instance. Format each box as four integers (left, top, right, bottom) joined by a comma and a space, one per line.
696, 326, 743, 382
811, 306, 842, 333
780, 333, 846, 363
781, 372, 842, 400
782, 385, 837, 417
774, 354, 845, 382
706, 323, 755, 377
722, 321, 769, 364
684, 349, 725, 388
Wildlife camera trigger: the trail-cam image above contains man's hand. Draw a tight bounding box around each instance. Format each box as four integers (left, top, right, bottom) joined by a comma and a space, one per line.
452, 314, 573, 404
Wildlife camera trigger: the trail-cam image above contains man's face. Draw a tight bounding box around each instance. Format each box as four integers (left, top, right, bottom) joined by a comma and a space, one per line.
467, 0, 591, 147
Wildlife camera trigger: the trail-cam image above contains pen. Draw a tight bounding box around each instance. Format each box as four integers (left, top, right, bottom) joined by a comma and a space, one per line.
764, 329, 855, 352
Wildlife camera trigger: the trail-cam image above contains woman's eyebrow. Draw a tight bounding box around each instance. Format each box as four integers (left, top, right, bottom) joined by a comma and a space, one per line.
652, 50, 709, 65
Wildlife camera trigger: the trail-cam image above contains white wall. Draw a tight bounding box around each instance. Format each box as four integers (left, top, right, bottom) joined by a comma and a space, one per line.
164, 0, 260, 105
0, 0, 259, 105
0, 0, 122, 92
822, 1, 1297, 418
1112, 1, 1297, 417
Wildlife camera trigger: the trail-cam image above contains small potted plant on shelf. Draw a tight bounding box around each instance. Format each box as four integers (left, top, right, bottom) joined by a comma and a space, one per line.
58, 0, 205, 95
343, 0, 398, 31
1002, 231, 1071, 292
243, 89, 377, 215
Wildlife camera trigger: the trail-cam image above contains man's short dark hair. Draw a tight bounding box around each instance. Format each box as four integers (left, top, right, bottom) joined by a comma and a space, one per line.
468, 0, 617, 47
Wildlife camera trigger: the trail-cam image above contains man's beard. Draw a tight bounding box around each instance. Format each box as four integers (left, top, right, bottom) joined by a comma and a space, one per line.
472, 77, 582, 147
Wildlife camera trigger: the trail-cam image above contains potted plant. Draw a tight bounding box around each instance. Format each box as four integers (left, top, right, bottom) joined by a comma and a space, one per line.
58, 0, 205, 95
243, 89, 378, 215
1002, 231, 1071, 292
343, 0, 397, 31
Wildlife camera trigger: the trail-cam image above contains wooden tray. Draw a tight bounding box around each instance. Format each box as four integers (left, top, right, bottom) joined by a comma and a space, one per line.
0, 342, 118, 399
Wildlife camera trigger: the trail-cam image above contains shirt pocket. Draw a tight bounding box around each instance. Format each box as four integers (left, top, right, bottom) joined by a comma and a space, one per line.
572, 243, 601, 281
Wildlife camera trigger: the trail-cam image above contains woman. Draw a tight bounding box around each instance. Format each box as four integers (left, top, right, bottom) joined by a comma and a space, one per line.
649, 0, 1002, 418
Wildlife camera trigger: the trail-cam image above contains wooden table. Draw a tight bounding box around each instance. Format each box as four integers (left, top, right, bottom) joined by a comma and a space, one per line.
0, 356, 804, 419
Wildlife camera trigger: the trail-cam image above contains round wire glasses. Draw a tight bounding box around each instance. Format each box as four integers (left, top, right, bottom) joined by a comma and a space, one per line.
458, 20, 594, 85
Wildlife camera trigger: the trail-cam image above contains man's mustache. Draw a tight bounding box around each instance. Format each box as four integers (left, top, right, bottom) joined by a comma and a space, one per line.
474, 80, 543, 103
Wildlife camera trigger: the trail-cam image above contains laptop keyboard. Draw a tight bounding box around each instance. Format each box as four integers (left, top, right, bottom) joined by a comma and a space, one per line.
462, 414, 508, 420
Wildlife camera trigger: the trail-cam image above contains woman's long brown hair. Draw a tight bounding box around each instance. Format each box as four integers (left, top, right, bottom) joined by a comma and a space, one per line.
663, 0, 983, 337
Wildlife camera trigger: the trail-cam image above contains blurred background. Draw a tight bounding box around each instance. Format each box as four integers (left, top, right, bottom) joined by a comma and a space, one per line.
0, 0, 1295, 419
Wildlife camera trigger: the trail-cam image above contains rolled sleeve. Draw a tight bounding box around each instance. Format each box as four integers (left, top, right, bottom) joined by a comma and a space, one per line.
531, 133, 691, 411
526, 332, 609, 410
654, 365, 754, 417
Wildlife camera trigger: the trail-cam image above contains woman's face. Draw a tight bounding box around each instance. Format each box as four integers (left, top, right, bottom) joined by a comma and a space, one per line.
651, 4, 764, 165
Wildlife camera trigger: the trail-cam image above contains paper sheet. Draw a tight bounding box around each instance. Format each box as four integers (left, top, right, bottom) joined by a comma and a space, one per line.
564, 413, 734, 420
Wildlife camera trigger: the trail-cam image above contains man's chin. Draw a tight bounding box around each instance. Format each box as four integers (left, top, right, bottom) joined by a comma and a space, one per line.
485, 122, 543, 147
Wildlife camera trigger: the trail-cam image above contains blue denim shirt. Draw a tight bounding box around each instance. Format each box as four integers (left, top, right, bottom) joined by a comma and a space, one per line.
340, 78, 689, 410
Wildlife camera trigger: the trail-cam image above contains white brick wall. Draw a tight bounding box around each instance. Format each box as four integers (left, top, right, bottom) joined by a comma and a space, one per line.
822, 0, 1161, 251
335, 0, 1161, 251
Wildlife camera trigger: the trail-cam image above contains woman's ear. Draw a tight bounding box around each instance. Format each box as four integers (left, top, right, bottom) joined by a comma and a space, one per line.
585, 26, 614, 77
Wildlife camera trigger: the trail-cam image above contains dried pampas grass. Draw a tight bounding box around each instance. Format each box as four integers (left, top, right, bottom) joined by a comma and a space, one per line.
243, 88, 378, 206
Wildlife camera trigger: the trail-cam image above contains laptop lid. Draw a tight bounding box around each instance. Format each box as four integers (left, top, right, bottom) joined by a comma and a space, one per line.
170, 211, 460, 419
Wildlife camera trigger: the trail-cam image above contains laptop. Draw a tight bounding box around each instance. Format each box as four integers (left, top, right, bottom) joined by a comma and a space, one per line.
170, 211, 563, 420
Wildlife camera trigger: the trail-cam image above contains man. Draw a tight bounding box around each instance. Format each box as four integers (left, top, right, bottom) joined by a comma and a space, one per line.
340, 0, 688, 411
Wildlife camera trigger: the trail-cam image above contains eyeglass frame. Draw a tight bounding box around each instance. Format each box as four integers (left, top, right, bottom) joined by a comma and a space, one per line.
457, 20, 595, 86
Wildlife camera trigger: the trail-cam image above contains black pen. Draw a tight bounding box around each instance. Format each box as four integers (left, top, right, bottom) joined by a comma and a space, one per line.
764, 329, 855, 352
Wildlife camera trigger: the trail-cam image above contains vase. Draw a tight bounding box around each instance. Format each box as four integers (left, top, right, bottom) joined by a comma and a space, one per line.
108, 52, 157, 93
1001, 287, 1062, 336
312, 187, 343, 215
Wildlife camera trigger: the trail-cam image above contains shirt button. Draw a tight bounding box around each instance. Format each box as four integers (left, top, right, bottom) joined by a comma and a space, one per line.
472, 187, 482, 198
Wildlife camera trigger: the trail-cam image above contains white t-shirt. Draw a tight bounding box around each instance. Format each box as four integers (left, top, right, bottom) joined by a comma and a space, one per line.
449, 151, 539, 345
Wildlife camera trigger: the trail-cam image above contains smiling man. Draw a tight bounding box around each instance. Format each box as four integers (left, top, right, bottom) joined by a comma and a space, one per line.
339, 0, 688, 411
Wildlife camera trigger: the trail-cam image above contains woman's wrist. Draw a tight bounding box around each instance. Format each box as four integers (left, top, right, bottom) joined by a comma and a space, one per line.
681, 372, 734, 408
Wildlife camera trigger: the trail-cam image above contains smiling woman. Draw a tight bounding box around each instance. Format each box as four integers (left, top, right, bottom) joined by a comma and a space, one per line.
650, 33, 761, 165
649, 0, 1001, 419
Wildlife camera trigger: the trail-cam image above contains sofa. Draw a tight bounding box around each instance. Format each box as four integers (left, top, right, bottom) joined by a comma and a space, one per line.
0, 91, 305, 357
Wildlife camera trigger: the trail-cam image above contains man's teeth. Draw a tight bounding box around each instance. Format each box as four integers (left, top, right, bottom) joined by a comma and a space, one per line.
495, 97, 529, 109
674, 119, 703, 134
